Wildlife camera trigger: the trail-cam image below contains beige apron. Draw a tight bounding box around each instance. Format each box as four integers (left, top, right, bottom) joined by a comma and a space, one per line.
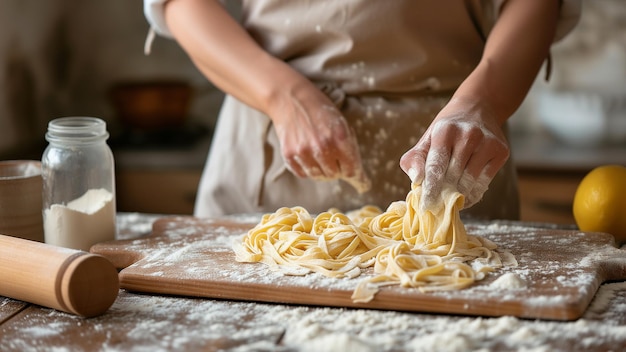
195, 0, 520, 220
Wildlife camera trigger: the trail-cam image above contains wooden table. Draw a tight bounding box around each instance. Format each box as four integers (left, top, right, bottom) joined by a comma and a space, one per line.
1, 213, 625, 351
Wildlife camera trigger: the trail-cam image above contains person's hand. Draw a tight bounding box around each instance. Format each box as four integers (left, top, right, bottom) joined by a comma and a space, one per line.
162, 0, 367, 193
267, 81, 371, 193
399, 98, 509, 211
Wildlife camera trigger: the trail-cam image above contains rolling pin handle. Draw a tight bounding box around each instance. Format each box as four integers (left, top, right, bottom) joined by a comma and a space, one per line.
0, 234, 119, 317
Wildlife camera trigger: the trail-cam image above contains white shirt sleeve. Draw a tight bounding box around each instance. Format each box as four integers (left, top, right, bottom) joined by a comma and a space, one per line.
144, 0, 174, 38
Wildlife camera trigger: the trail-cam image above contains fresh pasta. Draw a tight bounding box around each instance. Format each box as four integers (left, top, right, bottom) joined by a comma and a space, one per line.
232, 183, 516, 302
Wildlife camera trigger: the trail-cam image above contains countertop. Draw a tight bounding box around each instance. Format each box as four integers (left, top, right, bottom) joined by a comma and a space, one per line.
510, 130, 626, 173
1, 213, 625, 351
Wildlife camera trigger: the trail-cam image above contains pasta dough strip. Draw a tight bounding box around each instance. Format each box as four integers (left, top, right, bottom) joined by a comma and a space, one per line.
233, 183, 516, 303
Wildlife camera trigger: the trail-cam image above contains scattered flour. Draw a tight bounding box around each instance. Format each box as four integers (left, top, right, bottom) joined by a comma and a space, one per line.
490, 273, 528, 290
2, 214, 624, 352
3, 286, 625, 352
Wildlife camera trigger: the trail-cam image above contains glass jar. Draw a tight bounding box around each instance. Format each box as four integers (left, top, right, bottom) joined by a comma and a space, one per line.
42, 117, 116, 251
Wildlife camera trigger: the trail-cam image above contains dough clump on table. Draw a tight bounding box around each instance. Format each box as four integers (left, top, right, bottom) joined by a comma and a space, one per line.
233, 183, 516, 302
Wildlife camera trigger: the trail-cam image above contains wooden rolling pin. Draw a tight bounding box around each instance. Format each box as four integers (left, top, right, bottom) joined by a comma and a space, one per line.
0, 234, 119, 317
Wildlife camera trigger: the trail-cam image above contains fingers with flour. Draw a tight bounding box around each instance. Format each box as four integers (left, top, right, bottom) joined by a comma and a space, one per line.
400, 131, 431, 186
458, 134, 509, 208
278, 99, 370, 192
400, 102, 510, 211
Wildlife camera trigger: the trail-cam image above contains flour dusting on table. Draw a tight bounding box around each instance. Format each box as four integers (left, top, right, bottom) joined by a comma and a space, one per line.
1, 214, 625, 352
2, 285, 626, 351
103, 215, 622, 320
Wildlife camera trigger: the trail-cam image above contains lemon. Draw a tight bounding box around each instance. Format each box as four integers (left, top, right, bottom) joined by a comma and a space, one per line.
573, 164, 626, 244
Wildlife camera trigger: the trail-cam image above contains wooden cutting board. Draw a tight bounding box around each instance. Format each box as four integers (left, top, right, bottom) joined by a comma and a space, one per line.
91, 216, 626, 321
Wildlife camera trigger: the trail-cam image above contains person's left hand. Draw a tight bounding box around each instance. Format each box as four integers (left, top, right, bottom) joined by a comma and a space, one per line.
399, 98, 510, 211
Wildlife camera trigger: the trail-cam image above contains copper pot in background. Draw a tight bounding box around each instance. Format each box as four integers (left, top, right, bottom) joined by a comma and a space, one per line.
109, 80, 193, 130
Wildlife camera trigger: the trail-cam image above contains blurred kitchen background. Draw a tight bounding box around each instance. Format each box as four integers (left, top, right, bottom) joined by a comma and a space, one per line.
0, 0, 624, 222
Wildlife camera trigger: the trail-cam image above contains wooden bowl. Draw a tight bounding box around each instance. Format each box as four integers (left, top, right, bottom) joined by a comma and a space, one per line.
0, 160, 43, 242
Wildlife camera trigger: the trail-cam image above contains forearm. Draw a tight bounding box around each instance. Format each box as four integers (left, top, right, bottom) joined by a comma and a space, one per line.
449, 0, 560, 125
164, 0, 369, 188
163, 0, 306, 115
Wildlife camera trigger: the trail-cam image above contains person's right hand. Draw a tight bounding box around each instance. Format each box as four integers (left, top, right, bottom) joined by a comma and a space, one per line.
266, 80, 371, 193
164, 0, 370, 192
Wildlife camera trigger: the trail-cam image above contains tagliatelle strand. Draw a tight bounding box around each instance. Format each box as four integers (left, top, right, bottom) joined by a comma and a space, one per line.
232, 183, 516, 302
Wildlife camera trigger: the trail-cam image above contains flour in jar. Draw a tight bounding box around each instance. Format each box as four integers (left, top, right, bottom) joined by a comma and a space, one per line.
44, 188, 116, 251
